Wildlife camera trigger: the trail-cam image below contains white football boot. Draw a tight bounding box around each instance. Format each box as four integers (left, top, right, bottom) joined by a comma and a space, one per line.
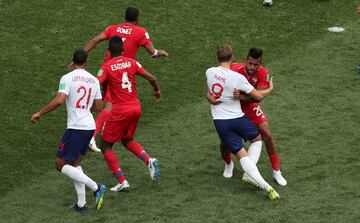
223, 161, 234, 178
263, 0, 273, 6
148, 158, 160, 182
110, 180, 130, 192
272, 170, 287, 186
89, 137, 101, 152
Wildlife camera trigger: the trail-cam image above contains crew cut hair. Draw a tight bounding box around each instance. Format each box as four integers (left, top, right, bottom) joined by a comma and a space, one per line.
217, 44, 233, 62
72, 49, 87, 65
247, 48, 263, 60
108, 36, 124, 54
125, 7, 139, 22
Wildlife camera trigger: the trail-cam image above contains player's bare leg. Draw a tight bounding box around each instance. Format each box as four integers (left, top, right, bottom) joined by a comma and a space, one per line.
122, 138, 160, 182
89, 102, 112, 152
235, 147, 279, 200
258, 122, 287, 186
100, 139, 129, 192
220, 142, 233, 178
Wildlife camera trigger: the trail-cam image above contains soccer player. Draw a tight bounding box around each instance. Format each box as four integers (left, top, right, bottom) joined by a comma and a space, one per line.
97, 36, 161, 192
31, 50, 106, 212
231, 48, 287, 186
83, 6, 168, 152
206, 44, 279, 200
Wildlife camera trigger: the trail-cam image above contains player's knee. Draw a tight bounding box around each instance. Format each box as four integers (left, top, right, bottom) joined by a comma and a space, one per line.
251, 134, 262, 142
55, 160, 64, 172
121, 138, 133, 147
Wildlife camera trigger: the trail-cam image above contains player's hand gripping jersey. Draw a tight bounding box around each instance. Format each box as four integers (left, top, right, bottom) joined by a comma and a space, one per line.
231, 63, 270, 125
206, 66, 254, 120
102, 23, 152, 61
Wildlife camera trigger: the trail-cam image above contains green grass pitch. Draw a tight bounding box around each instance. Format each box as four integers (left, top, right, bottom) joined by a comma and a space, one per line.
0, 0, 359, 222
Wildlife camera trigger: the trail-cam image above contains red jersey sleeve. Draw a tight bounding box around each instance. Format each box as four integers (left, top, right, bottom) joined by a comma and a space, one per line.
135, 61, 145, 75
96, 65, 108, 84
256, 67, 270, 89
102, 25, 114, 39
138, 29, 152, 47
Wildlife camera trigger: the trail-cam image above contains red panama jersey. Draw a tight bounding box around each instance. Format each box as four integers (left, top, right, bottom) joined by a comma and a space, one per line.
230, 63, 270, 108
97, 56, 145, 109
103, 23, 152, 60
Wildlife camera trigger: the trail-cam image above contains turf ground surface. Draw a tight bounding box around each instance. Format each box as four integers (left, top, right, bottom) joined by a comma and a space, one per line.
1, 0, 359, 222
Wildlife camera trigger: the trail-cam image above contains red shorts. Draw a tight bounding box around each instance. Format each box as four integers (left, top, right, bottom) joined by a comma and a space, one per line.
243, 105, 268, 126
101, 106, 142, 143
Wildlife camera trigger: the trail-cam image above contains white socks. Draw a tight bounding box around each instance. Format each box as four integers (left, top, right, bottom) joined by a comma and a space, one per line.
247, 141, 262, 164
240, 157, 270, 190
61, 164, 98, 192
73, 166, 86, 207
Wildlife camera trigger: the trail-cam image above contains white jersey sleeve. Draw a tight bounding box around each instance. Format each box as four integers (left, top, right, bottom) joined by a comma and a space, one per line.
58, 75, 71, 95
235, 75, 254, 94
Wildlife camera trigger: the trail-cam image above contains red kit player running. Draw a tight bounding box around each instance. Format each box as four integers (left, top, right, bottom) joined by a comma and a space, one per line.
97, 36, 161, 192
83, 6, 168, 152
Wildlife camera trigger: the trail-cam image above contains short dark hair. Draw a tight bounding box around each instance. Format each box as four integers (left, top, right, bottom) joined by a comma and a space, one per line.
72, 49, 87, 65
125, 7, 139, 22
217, 44, 233, 62
108, 36, 124, 54
247, 48, 263, 60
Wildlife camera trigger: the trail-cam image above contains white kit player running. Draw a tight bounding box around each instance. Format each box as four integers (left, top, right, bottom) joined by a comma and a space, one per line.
205, 44, 279, 200
31, 50, 106, 212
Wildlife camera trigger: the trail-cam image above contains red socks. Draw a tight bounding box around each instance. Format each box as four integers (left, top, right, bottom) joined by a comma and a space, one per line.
94, 110, 111, 137
103, 150, 125, 183
126, 141, 150, 165
269, 153, 280, 171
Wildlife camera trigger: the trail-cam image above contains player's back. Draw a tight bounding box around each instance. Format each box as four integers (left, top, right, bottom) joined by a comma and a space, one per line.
103, 23, 152, 59
59, 69, 101, 130
103, 56, 145, 109
206, 66, 253, 120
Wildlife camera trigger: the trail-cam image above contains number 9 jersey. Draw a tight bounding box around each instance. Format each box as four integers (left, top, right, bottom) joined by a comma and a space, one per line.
206, 66, 254, 120
58, 69, 102, 130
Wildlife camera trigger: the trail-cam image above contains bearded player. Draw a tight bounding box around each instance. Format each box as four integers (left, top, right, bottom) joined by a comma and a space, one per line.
97, 36, 161, 192
83, 6, 168, 152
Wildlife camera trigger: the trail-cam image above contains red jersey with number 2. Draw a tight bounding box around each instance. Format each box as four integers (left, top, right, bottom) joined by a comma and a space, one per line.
102, 23, 152, 61
231, 63, 270, 126
96, 56, 145, 111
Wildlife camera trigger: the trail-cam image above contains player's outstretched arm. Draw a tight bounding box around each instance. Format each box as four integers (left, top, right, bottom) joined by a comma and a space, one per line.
145, 44, 169, 58
248, 77, 273, 101
84, 33, 107, 54
139, 69, 161, 101
31, 92, 67, 123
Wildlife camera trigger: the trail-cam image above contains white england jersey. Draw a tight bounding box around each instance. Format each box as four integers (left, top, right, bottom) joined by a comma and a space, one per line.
206, 66, 254, 120
58, 69, 102, 130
